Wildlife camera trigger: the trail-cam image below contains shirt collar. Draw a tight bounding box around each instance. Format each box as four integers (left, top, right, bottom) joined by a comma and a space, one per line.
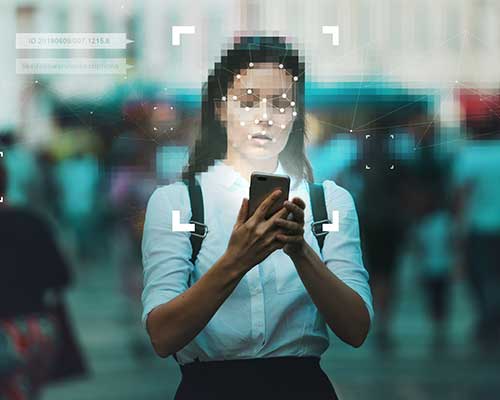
203, 159, 298, 190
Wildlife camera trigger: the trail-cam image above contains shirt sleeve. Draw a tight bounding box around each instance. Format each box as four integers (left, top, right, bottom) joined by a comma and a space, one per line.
321, 180, 375, 323
141, 183, 194, 329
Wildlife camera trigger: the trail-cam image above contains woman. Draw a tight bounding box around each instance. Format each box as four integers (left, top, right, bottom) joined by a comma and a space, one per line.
141, 36, 374, 399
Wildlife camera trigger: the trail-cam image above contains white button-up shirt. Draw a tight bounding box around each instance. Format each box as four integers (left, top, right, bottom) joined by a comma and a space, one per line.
141, 160, 374, 364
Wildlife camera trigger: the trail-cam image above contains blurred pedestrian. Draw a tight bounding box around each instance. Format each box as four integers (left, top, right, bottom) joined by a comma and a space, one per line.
53, 149, 99, 265
0, 159, 85, 399
413, 190, 456, 352
453, 138, 500, 350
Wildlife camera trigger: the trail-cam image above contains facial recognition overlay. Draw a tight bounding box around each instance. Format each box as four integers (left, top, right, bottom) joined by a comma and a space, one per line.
1, 0, 500, 399
183, 36, 308, 180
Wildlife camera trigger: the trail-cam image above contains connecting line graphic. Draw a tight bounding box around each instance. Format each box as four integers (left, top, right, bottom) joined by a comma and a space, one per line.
22, 78, 166, 146
341, 29, 479, 153
303, 28, 482, 157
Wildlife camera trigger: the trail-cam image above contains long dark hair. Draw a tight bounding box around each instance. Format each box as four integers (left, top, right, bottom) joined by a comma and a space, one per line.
182, 35, 314, 183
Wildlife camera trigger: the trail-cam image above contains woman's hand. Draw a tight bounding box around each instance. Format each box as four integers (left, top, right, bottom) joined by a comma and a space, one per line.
225, 190, 288, 274
273, 197, 307, 257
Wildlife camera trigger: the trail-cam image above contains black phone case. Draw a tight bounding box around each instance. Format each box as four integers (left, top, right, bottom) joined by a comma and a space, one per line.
249, 172, 290, 219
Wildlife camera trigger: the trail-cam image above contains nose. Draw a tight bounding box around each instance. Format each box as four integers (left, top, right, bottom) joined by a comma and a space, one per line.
255, 98, 273, 126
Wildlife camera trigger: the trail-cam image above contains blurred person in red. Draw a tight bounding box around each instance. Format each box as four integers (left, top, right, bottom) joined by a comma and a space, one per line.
0, 158, 84, 399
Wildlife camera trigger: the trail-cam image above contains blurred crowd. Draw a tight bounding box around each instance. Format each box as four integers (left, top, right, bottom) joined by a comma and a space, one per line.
306, 92, 500, 354
1, 82, 500, 399
1, 0, 499, 398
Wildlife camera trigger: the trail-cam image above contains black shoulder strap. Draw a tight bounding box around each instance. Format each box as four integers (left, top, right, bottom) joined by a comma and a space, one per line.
170, 179, 204, 365
171, 178, 205, 365
308, 182, 329, 252
186, 178, 205, 264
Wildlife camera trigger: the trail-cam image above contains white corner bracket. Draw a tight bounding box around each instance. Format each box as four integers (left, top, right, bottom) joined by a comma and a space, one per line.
172, 210, 195, 232
322, 25, 340, 46
172, 26, 196, 46
322, 210, 340, 232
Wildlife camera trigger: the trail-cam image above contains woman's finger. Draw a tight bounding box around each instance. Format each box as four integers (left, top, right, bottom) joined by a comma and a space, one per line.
253, 190, 282, 221
235, 198, 249, 226
264, 207, 288, 231
276, 233, 304, 243
284, 201, 305, 223
273, 218, 304, 233
270, 207, 289, 220
291, 197, 306, 210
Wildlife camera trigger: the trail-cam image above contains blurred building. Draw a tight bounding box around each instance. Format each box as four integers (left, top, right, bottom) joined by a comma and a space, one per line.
1, 0, 500, 136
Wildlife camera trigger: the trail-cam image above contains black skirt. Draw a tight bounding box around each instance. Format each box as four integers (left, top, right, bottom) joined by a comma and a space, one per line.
174, 356, 338, 400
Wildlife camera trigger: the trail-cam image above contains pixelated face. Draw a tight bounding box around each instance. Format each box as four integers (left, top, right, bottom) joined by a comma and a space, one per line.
217, 62, 298, 160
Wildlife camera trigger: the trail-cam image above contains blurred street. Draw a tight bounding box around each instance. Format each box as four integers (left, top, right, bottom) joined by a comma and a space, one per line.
1, 1, 500, 399
42, 249, 500, 400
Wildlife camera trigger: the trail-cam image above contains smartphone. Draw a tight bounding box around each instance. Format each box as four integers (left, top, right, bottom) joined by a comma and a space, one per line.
249, 172, 290, 219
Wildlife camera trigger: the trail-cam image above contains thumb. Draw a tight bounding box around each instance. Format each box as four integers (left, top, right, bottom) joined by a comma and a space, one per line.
235, 198, 249, 226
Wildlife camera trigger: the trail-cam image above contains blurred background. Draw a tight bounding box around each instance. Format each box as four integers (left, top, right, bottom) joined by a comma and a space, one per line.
1, 0, 500, 399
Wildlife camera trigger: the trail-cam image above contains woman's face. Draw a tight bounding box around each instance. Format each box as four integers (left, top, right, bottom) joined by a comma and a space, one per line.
217, 62, 298, 160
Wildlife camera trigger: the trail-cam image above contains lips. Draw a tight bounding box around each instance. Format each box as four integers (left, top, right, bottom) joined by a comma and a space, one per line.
250, 133, 272, 140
